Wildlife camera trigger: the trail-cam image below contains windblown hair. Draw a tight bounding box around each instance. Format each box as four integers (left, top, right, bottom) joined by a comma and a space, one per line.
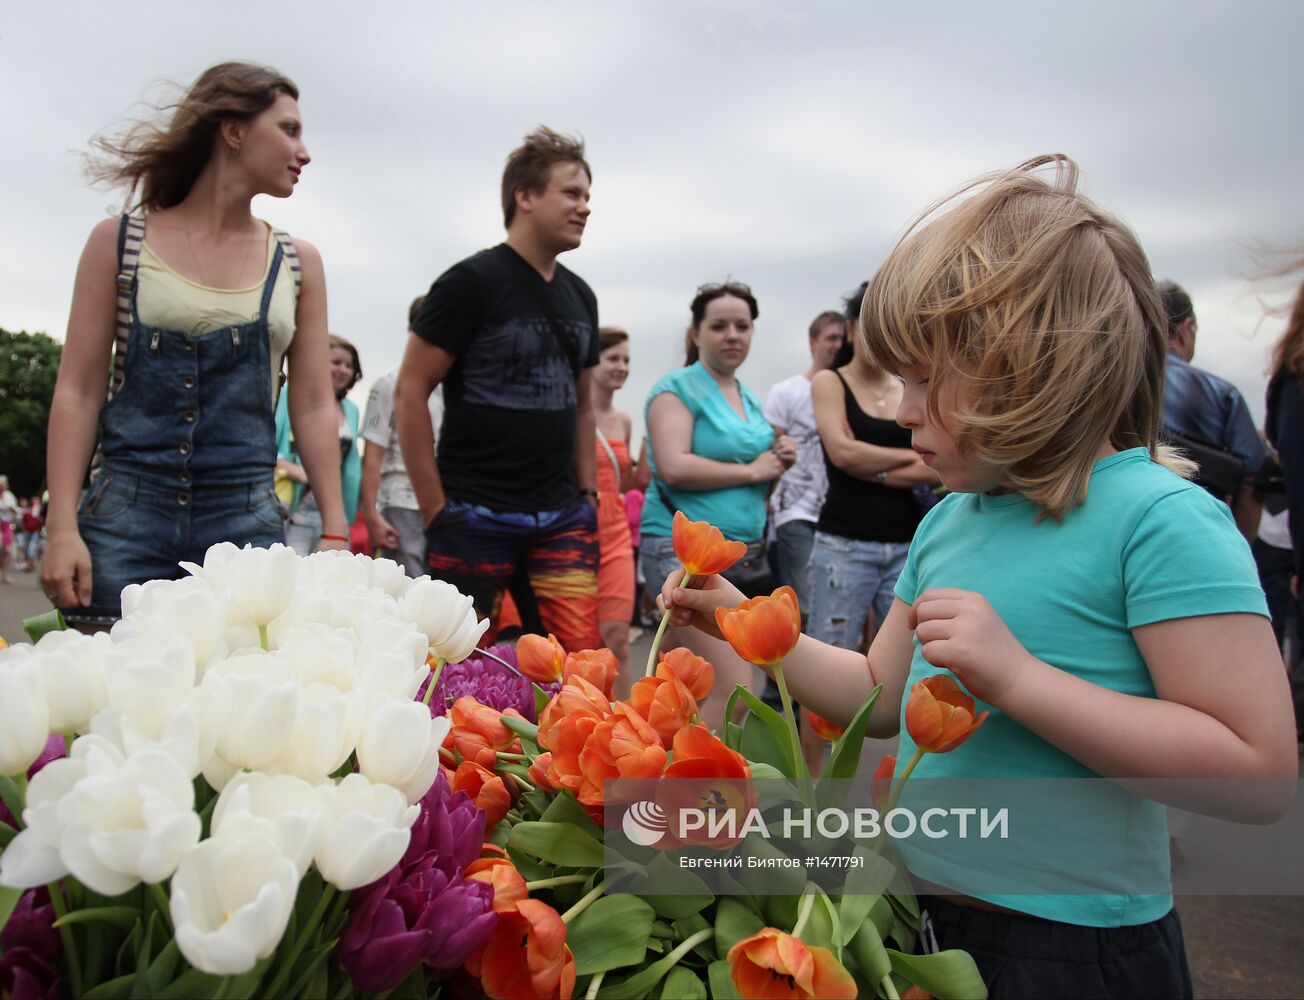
862, 154, 1192, 519
598, 326, 629, 353
1272, 282, 1304, 383
88, 62, 299, 213
501, 126, 590, 228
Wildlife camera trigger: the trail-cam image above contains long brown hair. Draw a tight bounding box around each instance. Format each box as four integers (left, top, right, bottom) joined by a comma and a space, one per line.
863, 154, 1191, 519
1270, 276, 1304, 383
88, 61, 298, 212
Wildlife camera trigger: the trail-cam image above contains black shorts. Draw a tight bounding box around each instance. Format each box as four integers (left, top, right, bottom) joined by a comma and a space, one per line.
919, 896, 1192, 1000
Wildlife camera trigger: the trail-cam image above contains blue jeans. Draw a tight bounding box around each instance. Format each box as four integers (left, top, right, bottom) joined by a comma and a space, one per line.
806, 532, 910, 649
774, 519, 817, 625
72, 469, 285, 627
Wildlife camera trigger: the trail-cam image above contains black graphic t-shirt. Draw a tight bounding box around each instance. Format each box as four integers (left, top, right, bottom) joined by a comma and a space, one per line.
413, 244, 599, 512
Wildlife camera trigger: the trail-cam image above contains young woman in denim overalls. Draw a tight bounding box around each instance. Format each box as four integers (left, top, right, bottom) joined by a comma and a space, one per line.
41, 62, 350, 629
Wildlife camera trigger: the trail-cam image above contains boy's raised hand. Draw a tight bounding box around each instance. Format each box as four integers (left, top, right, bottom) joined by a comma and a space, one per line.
659, 570, 745, 640
909, 587, 1036, 705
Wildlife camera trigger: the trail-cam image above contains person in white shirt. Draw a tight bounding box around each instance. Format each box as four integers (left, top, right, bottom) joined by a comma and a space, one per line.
762, 309, 847, 619
359, 297, 444, 579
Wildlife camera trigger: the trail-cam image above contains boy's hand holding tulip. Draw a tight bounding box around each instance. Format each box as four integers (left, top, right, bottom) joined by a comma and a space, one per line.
909, 586, 1038, 705
658, 568, 744, 639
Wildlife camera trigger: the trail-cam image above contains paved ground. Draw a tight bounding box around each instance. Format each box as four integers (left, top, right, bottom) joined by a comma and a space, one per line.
3, 572, 1300, 996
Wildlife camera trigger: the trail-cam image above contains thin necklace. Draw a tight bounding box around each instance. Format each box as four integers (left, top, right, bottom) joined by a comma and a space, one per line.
867, 377, 893, 408
185, 214, 256, 288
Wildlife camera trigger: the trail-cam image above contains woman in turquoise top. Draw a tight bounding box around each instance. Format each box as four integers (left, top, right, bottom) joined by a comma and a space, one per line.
275, 333, 363, 554
640, 281, 795, 730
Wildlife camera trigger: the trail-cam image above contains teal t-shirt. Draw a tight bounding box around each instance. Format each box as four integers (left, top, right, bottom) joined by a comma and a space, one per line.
641, 362, 774, 542
892, 448, 1267, 926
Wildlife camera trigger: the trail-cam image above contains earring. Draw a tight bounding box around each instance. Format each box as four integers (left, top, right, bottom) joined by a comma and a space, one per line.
232, 143, 241, 158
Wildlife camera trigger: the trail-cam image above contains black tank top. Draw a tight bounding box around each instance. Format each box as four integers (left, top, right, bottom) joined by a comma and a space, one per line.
817, 371, 923, 542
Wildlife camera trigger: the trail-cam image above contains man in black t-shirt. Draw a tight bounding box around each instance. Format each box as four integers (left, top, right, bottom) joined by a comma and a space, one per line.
396, 126, 602, 651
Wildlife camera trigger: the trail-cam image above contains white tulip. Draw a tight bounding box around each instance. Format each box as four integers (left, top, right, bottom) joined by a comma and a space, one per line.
300, 549, 371, 589
278, 626, 359, 691
265, 589, 332, 650
367, 556, 413, 597
185, 542, 300, 626
430, 608, 490, 665
264, 684, 360, 784
56, 744, 201, 895
0, 657, 50, 776
314, 774, 417, 890
321, 585, 398, 634
0, 755, 87, 888
23, 630, 110, 735
89, 697, 210, 779
355, 699, 450, 804
211, 773, 327, 877
355, 649, 429, 703
171, 831, 299, 975
398, 578, 484, 656
120, 576, 229, 665
198, 654, 299, 783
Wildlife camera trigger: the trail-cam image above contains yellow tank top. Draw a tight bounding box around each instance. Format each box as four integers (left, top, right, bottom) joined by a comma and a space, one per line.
135, 224, 297, 402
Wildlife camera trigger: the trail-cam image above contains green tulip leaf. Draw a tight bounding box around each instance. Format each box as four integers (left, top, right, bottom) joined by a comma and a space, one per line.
799, 888, 842, 961
847, 921, 892, 984
53, 906, 142, 931
722, 686, 746, 748
508, 821, 605, 869
567, 895, 655, 974
540, 790, 604, 838
887, 948, 989, 999
725, 721, 743, 751
713, 896, 765, 956
707, 960, 743, 999
817, 685, 883, 807
658, 966, 708, 999
534, 683, 552, 718
22, 608, 67, 643
145, 937, 181, 994
0, 777, 25, 832
500, 712, 540, 745
736, 688, 797, 775
81, 974, 135, 999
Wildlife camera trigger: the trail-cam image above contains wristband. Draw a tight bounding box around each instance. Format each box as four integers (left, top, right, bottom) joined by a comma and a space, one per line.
579, 489, 599, 500
874, 471, 888, 484
319, 533, 349, 542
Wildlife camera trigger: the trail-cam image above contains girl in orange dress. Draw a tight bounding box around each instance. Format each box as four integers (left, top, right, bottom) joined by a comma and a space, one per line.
593, 328, 650, 693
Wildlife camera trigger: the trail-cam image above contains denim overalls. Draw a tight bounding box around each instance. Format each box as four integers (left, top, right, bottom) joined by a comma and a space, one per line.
70, 215, 289, 626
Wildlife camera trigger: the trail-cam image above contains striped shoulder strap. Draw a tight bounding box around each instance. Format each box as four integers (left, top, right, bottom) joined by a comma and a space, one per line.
271, 228, 301, 296
109, 213, 146, 397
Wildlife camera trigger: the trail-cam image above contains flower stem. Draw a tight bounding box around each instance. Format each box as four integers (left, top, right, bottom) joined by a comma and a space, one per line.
658, 927, 714, 977
525, 874, 589, 891
791, 887, 817, 939
258, 624, 269, 651
496, 751, 529, 762
560, 882, 604, 923
148, 882, 173, 933
585, 970, 606, 999
264, 883, 336, 998
422, 657, 447, 707
46, 880, 84, 998
508, 772, 536, 794
886, 747, 925, 813
881, 973, 901, 999
644, 572, 693, 677
771, 660, 809, 784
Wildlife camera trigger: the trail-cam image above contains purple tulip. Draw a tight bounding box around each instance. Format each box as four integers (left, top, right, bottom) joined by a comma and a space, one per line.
339, 772, 497, 991
0, 735, 66, 829
0, 888, 60, 1000
419, 644, 551, 721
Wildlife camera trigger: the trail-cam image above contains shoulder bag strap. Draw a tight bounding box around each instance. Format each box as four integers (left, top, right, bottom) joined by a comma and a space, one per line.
110, 213, 146, 398
596, 430, 621, 485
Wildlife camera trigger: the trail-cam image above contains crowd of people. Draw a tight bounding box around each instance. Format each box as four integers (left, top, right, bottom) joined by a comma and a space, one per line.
21, 59, 1304, 999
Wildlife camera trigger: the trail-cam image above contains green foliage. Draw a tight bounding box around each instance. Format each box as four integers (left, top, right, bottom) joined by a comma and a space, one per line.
0, 329, 61, 495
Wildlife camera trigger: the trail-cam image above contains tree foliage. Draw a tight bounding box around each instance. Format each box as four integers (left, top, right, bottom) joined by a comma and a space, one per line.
0, 329, 61, 496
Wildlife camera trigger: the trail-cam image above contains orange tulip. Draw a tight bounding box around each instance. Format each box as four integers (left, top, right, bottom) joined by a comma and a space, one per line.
538, 677, 612, 794
627, 671, 698, 746
904, 675, 988, 754
449, 697, 525, 769
871, 754, 895, 811
562, 648, 620, 700
727, 928, 857, 999
806, 711, 845, 742
527, 752, 557, 793
578, 704, 668, 816
465, 857, 528, 915
671, 510, 748, 577
658, 723, 754, 849
453, 760, 512, 828
468, 898, 576, 1000
538, 676, 612, 747
516, 632, 568, 684
715, 586, 802, 665
657, 647, 714, 700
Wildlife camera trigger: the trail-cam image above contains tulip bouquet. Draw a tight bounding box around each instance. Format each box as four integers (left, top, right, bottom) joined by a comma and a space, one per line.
422, 513, 991, 1000
0, 542, 499, 999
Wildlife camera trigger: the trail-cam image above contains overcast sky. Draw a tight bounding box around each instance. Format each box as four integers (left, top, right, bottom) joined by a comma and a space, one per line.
4, 1, 1302, 441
